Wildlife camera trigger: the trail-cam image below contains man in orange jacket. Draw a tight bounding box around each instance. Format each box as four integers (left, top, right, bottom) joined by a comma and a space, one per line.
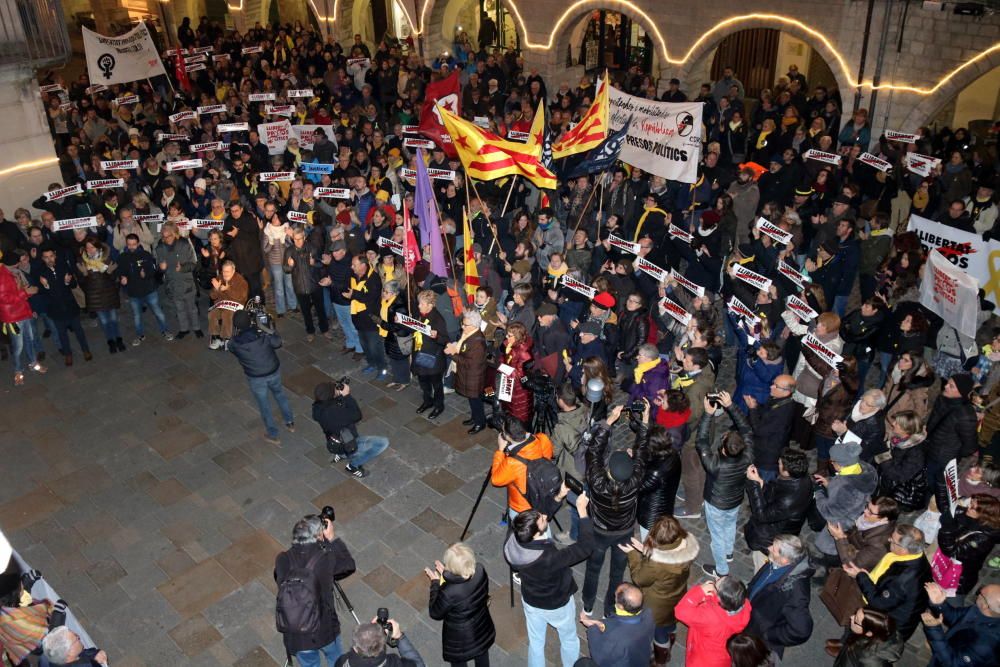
491, 414, 554, 518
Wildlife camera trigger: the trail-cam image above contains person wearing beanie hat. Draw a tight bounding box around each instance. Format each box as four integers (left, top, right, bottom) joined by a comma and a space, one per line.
581, 403, 651, 618
922, 372, 980, 512
226, 303, 295, 446
813, 436, 878, 558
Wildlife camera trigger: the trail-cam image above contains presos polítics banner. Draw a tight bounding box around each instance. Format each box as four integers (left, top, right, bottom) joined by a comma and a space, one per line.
907, 214, 1000, 314
607, 88, 702, 184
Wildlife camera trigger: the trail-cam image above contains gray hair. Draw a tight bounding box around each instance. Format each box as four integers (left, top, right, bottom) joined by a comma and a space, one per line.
383, 279, 401, 296
772, 534, 805, 563
863, 389, 887, 410
462, 309, 483, 328
42, 626, 77, 664
291, 516, 323, 545
894, 524, 925, 554
637, 343, 659, 361
352, 623, 386, 657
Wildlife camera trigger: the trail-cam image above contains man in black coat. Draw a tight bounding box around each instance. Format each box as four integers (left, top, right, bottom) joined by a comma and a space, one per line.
832, 524, 931, 655
745, 374, 796, 480
534, 302, 572, 383
274, 515, 356, 665
35, 245, 91, 365
924, 373, 979, 515
223, 201, 265, 299
744, 450, 813, 571
505, 492, 594, 667
311, 380, 389, 478
745, 535, 814, 659
118, 233, 172, 343
227, 310, 294, 445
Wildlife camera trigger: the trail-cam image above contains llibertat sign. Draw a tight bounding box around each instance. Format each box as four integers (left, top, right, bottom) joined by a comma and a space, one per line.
608, 88, 702, 184
908, 214, 1000, 313
920, 248, 981, 338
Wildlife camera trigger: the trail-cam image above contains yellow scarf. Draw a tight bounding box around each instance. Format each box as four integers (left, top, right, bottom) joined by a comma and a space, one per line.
672, 372, 695, 390
634, 358, 660, 385
912, 189, 929, 211
755, 130, 771, 150
350, 267, 374, 315
781, 115, 798, 127
838, 463, 862, 476
82, 252, 106, 272
547, 264, 567, 280
864, 552, 922, 603
384, 264, 395, 283
378, 297, 393, 337
414, 315, 431, 350
634, 207, 666, 242
870, 228, 891, 237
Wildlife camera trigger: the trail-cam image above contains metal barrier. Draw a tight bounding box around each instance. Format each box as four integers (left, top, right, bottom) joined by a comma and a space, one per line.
0, 0, 71, 68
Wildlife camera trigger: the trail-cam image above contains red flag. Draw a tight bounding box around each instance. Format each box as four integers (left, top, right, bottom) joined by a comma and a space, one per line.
419, 71, 461, 158
402, 203, 419, 274
175, 51, 191, 94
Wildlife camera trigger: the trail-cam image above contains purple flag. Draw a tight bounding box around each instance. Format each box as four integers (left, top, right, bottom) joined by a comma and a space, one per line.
415, 149, 448, 277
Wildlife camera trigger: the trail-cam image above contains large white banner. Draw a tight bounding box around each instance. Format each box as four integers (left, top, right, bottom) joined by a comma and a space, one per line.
608, 89, 702, 184
257, 122, 336, 155
920, 248, 981, 338
291, 124, 336, 151
907, 214, 1000, 313
82, 23, 168, 86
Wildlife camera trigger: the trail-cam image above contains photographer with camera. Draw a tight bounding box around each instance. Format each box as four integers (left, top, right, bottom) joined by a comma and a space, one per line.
312, 379, 389, 478
581, 401, 650, 619
275, 514, 357, 667
334, 615, 425, 667
227, 309, 295, 446
490, 415, 556, 520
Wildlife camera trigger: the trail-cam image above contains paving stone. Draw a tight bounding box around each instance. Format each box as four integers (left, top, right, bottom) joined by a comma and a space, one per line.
157, 547, 199, 578
148, 423, 209, 460
235, 646, 279, 667
312, 478, 383, 521
168, 614, 223, 657
45, 463, 115, 504
156, 559, 241, 619
410, 507, 464, 545
420, 467, 466, 496
0, 484, 65, 531
362, 563, 406, 597
395, 571, 431, 613
212, 447, 253, 473
214, 530, 285, 586
85, 557, 127, 590
282, 365, 333, 397
145, 478, 192, 507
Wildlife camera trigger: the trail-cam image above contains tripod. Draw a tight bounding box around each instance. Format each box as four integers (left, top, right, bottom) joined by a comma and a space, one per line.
282, 582, 359, 667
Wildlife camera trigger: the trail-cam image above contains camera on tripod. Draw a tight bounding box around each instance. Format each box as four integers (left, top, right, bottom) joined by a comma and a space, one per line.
244, 296, 274, 332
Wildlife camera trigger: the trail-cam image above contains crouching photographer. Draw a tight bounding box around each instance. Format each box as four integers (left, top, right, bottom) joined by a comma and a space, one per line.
335, 614, 425, 667
275, 513, 357, 667
312, 378, 389, 478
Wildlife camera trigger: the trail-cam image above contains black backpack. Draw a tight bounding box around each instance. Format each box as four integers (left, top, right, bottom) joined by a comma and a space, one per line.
275, 551, 324, 634
511, 439, 563, 518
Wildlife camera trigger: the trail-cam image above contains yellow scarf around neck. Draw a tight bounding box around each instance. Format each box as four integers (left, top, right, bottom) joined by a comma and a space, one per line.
350, 267, 374, 314
635, 358, 660, 384
378, 297, 393, 337
867, 552, 922, 594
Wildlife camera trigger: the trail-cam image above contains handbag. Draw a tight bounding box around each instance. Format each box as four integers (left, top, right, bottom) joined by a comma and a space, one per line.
413, 351, 437, 369
396, 333, 414, 356
876, 468, 929, 511
325, 428, 358, 456
931, 548, 963, 596
820, 567, 864, 626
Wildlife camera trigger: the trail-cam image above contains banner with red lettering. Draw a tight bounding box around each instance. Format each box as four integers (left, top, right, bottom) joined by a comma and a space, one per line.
920, 248, 980, 338
802, 333, 844, 368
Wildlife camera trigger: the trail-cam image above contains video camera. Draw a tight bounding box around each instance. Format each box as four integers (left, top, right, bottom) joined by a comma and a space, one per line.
621, 398, 647, 417
244, 296, 274, 333
376, 607, 398, 648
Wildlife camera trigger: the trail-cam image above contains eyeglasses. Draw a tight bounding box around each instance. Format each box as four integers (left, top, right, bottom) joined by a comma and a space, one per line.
771, 382, 792, 391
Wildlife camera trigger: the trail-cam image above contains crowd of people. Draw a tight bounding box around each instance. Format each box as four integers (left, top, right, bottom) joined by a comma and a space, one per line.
1, 12, 1000, 667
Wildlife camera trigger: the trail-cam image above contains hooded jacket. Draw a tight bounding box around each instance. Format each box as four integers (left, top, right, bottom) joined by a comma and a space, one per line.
504, 517, 595, 609
0, 264, 32, 324
924, 395, 979, 468
745, 557, 815, 657
626, 535, 699, 626
674, 585, 751, 667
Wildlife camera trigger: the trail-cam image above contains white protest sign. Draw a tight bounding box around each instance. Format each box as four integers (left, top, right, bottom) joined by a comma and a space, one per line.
192, 46, 214, 54
258, 120, 292, 155
286, 211, 309, 224
101, 160, 139, 170
802, 333, 844, 368
210, 300, 243, 311
659, 296, 691, 326
377, 236, 404, 256
166, 159, 202, 171
316, 187, 351, 199
395, 313, 432, 335
670, 269, 705, 297
158, 133, 189, 143
726, 295, 760, 325
756, 217, 792, 245
53, 216, 97, 231
401, 124, 419, 134
290, 124, 335, 151
507, 130, 530, 142
608, 88, 702, 184
400, 167, 455, 181
803, 149, 842, 166
43, 184, 83, 201
287, 89, 313, 98
259, 172, 296, 182
732, 263, 772, 292
777, 260, 808, 289
786, 295, 818, 322
213, 54, 230, 63
241, 45, 262, 55
184, 54, 206, 64
86, 84, 107, 94
608, 234, 639, 254
266, 104, 294, 117
134, 213, 163, 224
945, 459, 960, 517
197, 104, 226, 115
859, 152, 892, 172
114, 94, 139, 106
920, 248, 981, 338
86, 178, 124, 190
217, 122, 249, 133
40, 84, 63, 93
562, 276, 597, 299
497, 363, 515, 402
185, 63, 206, 73
249, 92, 275, 102
904, 152, 941, 177
190, 141, 224, 152
404, 137, 436, 149
636, 256, 668, 283
82, 23, 167, 86
668, 224, 692, 243
885, 130, 921, 144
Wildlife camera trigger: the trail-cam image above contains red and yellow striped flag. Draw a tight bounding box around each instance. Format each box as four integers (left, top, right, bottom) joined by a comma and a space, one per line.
552, 75, 609, 159
462, 208, 479, 301
438, 105, 558, 190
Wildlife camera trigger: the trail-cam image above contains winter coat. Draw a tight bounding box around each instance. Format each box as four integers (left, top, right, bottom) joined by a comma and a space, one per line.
498, 336, 534, 424
117, 247, 159, 298
223, 210, 265, 276
847, 409, 887, 463
877, 434, 926, 488
379, 297, 410, 360
696, 408, 754, 510
744, 476, 814, 552
856, 554, 931, 640
841, 308, 887, 363
674, 585, 751, 667
34, 263, 79, 320
154, 239, 197, 297
586, 422, 650, 533
412, 308, 448, 376
747, 397, 796, 471
428, 564, 495, 662
938, 508, 1000, 596
736, 357, 784, 411
586, 607, 656, 667
833, 521, 895, 571
209, 272, 249, 312
814, 376, 859, 439
816, 463, 879, 528
924, 396, 979, 468
551, 407, 590, 478
745, 557, 815, 657
832, 636, 902, 667
227, 327, 282, 378
453, 331, 487, 398
792, 331, 844, 404
924, 600, 1000, 667
0, 265, 32, 324
274, 540, 356, 653
628, 359, 671, 415
503, 517, 595, 609
617, 308, 650, 363
882, 370, 934, 430
636, 450, 682, 530
491, 434, 554, 514
283, 244, 322, 294
626, 536, 699, 626
77, 244, 119, 312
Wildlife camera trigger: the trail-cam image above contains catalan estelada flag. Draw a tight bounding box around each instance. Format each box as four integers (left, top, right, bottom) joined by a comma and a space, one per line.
438, 105, 558, 190
462, 209, 479, 301
552, 74, 609, 159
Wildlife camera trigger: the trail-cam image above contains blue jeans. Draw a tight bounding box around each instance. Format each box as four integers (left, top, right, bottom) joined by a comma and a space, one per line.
246, 371, 294, 438
8, 317, 38, 373
129, 292, 168, 336
358, 328, 387, 371
759, 468, 778, 482
21, 317, 42, 360
654, 623, 677, 645
833, 295, 849, 318
522, 597, 579, 667
332, 302, 361, 352
95, 309, 121, 340
268, 264, 297, 314
878, 352, 893, 388
294, 636, 342, 667
350, 435, 389, 467
704, 501, 740, 575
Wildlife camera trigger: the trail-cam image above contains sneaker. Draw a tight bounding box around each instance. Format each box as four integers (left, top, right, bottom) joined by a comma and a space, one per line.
209, 337, 224, 350
581, 605, 592, 616
726, 553, 734, 563
132, 336, 145, 346
323, 331, 334, 340
330, 453, 344, 463
512, 573, 521, 587
285, 422, 295, 432
345, 463, 367, 478
361, 366, 377, 376
674, 507, 702, 519
377, 369, 389, 380
305, 334, 315, 343
264, 434, 281, 446
443, 386, 455, 395
29, 363, 46, 374
702, 563, 722, 578
162, 331, 174, 341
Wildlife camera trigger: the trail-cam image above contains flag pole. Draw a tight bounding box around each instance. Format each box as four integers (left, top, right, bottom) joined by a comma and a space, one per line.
469, 179, 503, 255
429, 188, 459, 280
570, 175, 603, 238
499, 175, 518, 218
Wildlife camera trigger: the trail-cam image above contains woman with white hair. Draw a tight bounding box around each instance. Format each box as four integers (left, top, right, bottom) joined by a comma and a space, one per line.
424, 542, 495, 666
445, 309, 489, 433
832, 388, 887, 463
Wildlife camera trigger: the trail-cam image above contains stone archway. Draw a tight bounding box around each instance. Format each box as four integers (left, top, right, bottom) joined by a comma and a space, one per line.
552, 3, 663, 77
898, 52, 1000, 131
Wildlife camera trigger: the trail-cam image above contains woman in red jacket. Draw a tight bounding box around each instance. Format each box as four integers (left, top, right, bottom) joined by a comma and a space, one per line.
675, 576, 751, 667
499, 321, 535, 428
0, 251, 45, 385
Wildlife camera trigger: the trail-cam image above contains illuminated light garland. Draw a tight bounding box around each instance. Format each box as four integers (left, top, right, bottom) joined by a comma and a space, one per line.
0, 157, 59, 177
179, 1, 1000, 95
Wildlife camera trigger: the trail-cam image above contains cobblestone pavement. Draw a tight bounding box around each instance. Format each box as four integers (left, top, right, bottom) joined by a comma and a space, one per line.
0, 305, 990, 666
